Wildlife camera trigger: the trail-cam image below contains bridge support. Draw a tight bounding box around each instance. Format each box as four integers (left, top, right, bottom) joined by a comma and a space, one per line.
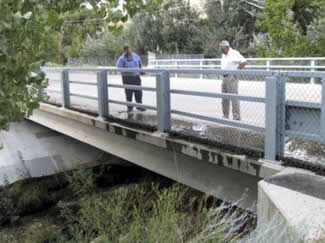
258, 168, 325, 242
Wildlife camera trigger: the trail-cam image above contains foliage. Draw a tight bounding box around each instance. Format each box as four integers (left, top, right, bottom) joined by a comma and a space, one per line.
80, 30, 127, 60
200, 0, 261, 57
0, 217, 60, 243
0, 0, 165, 131
61, 8, 106, 59
258, 0, 325, 56
58, 184, 238, 242
129, 0, 204, 54
68, 167, 96, 196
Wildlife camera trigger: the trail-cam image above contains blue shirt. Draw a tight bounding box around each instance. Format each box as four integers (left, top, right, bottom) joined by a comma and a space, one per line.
116, 53, 142, 76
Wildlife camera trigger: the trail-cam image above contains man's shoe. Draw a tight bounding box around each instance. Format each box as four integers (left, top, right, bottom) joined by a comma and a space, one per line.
136, 107, 146, 112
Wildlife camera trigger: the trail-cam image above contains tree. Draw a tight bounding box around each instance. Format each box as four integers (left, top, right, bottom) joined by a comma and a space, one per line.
129, 0, 203, 54
61, 8, 107, 60
200, 0, 261, 57
80, 30, 127, 61
0, 0, 166, 131
307, 1, 325, 56
257, 0, 325, 56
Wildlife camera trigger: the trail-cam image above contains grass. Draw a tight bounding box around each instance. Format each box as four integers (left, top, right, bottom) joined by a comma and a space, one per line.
67, 167, 96, 197
0, 216, 60, 243
0, 166, 256, 243
52, 183, 243, 243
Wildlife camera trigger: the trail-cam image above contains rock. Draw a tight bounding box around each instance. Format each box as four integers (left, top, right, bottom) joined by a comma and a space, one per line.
0, 215, 20, 226
41, 221, 81, 243
0, 216, 9, 226
9, 215, 20, 224
57, 200, 81, 213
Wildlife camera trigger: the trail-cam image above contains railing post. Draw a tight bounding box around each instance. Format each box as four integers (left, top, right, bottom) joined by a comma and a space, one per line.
200, 61, 203, 79
321, 77, 325, 143
266, 59, 272, 71
61, 69, 70, 108
175, 61, 178, 78
264, 74, 285, 161
311, 59, 317, 84
97, 70, 109, 120
156, 71, 171, 133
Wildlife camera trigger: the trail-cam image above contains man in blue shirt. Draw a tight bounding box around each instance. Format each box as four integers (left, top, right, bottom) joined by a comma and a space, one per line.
116, 45, 145, 112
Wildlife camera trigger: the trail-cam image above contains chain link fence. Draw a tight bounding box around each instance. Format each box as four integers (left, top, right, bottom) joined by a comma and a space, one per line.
67, 55, 148, 67
283, 72, 325, 170
169, 71, 266, 156
41, 67, 325, 167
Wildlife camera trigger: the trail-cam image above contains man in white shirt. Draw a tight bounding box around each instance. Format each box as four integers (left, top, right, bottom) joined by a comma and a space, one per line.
219, 40, 247, 120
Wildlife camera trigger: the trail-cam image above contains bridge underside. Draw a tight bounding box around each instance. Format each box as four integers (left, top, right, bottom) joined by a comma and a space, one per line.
28, 103, 282, 210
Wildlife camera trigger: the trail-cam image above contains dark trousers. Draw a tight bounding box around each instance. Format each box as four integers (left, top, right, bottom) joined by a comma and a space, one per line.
122, 75, 142, 110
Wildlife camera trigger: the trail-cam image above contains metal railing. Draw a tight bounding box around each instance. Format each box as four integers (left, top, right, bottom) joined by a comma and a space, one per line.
41, 67, 325, 163
148, 57, 325, 83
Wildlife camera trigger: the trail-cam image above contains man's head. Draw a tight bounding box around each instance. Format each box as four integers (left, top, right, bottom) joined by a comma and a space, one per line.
124, 45, 132, 56
219, 40, 230, 54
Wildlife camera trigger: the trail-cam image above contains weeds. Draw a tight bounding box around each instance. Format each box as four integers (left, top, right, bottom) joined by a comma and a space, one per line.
67, 167, 95, 197
0, 166, 257, 243
58, 184, 234, 243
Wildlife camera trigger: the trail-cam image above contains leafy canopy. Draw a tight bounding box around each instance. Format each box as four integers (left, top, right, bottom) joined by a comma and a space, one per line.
0, 0, 165, 131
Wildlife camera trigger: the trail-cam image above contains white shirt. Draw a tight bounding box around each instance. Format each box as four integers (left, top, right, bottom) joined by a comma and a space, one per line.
220, 48, 246, 70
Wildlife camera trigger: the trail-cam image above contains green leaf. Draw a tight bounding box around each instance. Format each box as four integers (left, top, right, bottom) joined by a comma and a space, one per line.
14, 11, 22, 19
23, 12, 33, 19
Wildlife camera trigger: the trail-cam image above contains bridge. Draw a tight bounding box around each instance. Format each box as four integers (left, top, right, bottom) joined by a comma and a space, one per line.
19, 60, 325, 241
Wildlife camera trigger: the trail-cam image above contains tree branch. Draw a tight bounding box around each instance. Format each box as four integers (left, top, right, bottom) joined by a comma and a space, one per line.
241, 0, 264, 10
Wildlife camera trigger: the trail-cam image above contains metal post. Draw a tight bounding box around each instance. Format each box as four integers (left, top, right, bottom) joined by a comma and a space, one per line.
156, 71, 171, 133
61, 69, 70, 108
266, 59, 272, 71
277, 75, 286, 157
175, 61, 178, 78
321, 77, 325, 143
97, 70, 109, 120
264, 74, 285, 161
200, 61, 203, 79
311, 59, 316, 84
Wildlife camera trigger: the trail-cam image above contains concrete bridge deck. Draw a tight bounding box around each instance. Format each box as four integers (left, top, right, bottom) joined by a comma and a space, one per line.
26, 103, 283, 210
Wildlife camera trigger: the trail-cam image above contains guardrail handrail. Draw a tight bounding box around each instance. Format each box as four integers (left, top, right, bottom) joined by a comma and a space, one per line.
148, 57, 325, 82
41, 67, 325, 163
148, 57, 325, 62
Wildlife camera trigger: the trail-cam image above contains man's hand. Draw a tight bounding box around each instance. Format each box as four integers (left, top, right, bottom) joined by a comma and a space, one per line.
238, 61, 247, 70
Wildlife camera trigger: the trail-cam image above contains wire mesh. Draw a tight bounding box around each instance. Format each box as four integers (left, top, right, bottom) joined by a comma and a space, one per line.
169, 70, 267, 155
43, 71, 62, 106
41, 66, 325, 164
107, 70, 158, 129
67, 71, 98, 113
284, 72, 325, 165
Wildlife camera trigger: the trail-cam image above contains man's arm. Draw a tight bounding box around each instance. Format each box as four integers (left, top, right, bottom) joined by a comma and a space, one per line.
116, 56, 124, 68
137, 55, 145, 75
137, 54, 142, 68
238, 60, 247, 70
235, 51, 247, 69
